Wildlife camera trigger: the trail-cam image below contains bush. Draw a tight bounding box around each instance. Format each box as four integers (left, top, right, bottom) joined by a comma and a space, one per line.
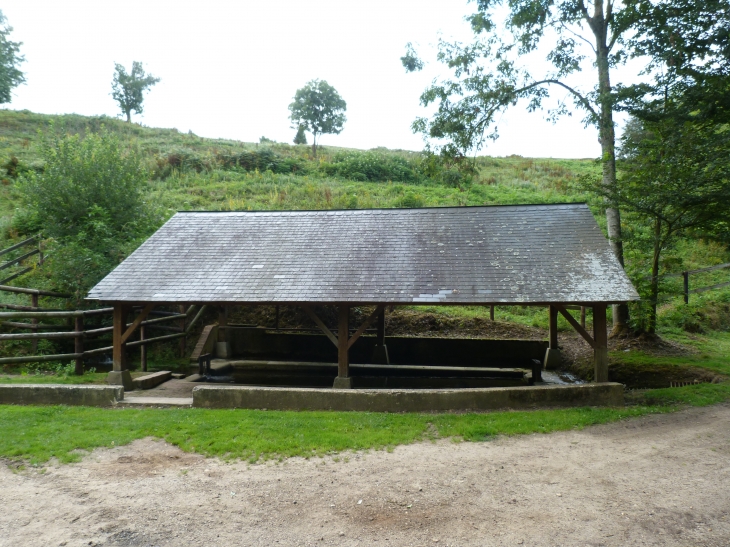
18, 127, 151, 301
19, 127, 147, 240
321, 150, 424, 182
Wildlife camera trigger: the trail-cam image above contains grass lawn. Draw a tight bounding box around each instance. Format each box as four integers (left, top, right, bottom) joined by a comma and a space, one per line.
1, 382, 728, 466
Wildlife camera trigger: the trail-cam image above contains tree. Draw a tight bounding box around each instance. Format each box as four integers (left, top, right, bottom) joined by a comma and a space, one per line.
18, 127, 152, 302
111, 62, 160, 123
289, 80, 346, 157
293, 124, 308, 145
403, 0, 729, 333
590, 111, 730, 333
0, 10, 25, 104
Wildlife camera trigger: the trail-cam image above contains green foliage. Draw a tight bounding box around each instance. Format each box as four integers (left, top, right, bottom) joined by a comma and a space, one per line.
321, 150, 423, 183
19, 128, 148, 239
289, 79, 346, 155
111, 61, 160, 123
17, 127, 151, 302
592, 113, 730, 332
293, 125, 307, 145
0, 11, 24, 105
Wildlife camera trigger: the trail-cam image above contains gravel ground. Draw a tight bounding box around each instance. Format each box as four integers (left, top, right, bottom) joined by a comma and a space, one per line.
1, 404, 729, 547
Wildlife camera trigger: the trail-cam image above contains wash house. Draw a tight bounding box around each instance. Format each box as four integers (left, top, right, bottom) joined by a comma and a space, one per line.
88, 203, 639, 390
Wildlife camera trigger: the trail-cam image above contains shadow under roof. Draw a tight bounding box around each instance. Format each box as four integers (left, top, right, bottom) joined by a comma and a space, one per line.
87, 203, 639, 305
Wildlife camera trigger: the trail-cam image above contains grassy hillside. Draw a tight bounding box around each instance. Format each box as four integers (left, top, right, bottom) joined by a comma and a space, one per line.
0, 109, 728, 382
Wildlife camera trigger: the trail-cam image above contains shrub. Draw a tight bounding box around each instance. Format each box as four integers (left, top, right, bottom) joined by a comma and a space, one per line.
321, 150, 424, 182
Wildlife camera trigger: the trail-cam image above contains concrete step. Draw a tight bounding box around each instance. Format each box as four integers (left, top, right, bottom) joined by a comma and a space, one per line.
119, 396, 192, 407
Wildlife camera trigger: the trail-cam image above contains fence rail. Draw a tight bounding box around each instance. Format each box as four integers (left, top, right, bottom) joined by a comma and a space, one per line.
647, 262, 730, 304
1, 281, 205, 373
0, 235, 44, 285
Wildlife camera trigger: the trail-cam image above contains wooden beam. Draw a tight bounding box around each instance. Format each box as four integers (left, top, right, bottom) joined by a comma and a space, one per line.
377, 307, 385, 345
74, 316, 84, 375
120, 303, 155, 344
593, 303, 609, 383
112, 304, 129, 372
348, 305, 385, 349
548, 305, 559, 349
338, 305, 349, 378
301, 305, 339, 347
554, 303, 596, 349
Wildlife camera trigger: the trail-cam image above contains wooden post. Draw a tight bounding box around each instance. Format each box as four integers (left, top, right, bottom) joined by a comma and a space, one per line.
218, 306, 227, 341
31, 293, 39, 353
580, 306, 586, 329
74, 315, 84, 375
548, 305, 558, 350
338, 305, 349, 379
490, 305, 495, 321
683, 271, 689, 304
140, 325, 147, 372
593, 304, 608, 383
376, 308, 385, 346
112, 304, 128, 371
178, 304, 186, 358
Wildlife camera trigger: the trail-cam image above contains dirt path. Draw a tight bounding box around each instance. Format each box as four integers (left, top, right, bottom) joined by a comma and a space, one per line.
1, 405, 729, 547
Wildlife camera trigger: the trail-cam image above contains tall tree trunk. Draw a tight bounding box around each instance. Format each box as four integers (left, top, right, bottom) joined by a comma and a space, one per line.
591, 4, 630, 333
647, 219, 662, 334
125, 110, 131, 123
312, 134, 317, 158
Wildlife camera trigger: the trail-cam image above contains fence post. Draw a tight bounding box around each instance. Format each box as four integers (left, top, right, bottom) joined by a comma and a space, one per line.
489, 305, 495, 321
30, 293, 39, 353
140, 325, 147, 372
683, 271, 689, 304
38, 236, 44, 266
74, 315, 84, 375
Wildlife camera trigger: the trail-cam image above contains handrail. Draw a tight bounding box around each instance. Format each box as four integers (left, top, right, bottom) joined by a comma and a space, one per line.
0, 235, 37, 258
0, 285, 70, 298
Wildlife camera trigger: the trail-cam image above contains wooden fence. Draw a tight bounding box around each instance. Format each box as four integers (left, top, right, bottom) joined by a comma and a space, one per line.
0, 235, 44, 285
649, 262, 730, 304
0, 283, 207, 374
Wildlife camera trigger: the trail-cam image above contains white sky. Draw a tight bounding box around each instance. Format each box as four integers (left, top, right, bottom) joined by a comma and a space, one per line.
3, 0, 639, 158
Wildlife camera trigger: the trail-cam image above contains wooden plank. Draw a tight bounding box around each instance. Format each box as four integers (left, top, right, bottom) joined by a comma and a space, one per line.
74, 316, 84, 375
548, 305, 558, 349
0, 266, 33, 284
120, 303, 155, 344
554, 304, 596, 349
126, 332, 186, 348
0, 331, 82, 340
593, 303, 608, 383
0, 303, 63, 312
0, 235, 37, 257
0, 248, 39, 271
338, 305, 349, 378
0, 285, 70, 298
689, 280, 730, 294
190, 324, 216, 362
301, 305, 339, 347
348, 305, 384, 349
1, 321, 69, 330
0, 352, 83, 365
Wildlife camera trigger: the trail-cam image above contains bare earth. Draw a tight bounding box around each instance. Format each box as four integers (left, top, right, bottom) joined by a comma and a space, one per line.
1, 405, 729, 547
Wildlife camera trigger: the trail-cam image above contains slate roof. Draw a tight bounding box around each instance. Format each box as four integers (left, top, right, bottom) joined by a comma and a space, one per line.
87, 204, 639, 304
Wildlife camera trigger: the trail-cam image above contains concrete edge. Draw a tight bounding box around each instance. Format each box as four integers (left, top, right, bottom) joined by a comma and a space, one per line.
0, 384, 124, 407
191, 383, 625, 412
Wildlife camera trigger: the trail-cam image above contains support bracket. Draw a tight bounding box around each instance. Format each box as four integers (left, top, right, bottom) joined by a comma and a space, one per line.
554, 303, 596, 349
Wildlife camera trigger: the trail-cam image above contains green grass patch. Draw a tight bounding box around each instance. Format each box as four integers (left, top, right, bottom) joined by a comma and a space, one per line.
3, 384, 729, 466
0, 372, 108, 385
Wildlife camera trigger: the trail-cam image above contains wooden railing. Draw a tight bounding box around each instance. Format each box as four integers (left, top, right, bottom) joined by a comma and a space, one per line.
0, 235, 44, 285
647, 262, 730, 304
0, 282, 207, 374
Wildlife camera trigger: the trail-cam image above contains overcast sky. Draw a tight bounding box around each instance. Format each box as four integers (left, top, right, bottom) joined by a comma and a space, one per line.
3, 1, 637, 158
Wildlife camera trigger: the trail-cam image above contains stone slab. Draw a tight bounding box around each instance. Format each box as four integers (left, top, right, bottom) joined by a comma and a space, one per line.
192, 383, 624, 412
132, 371, 172, 390
119, 396, 193, 407
0, 384, 123, 406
